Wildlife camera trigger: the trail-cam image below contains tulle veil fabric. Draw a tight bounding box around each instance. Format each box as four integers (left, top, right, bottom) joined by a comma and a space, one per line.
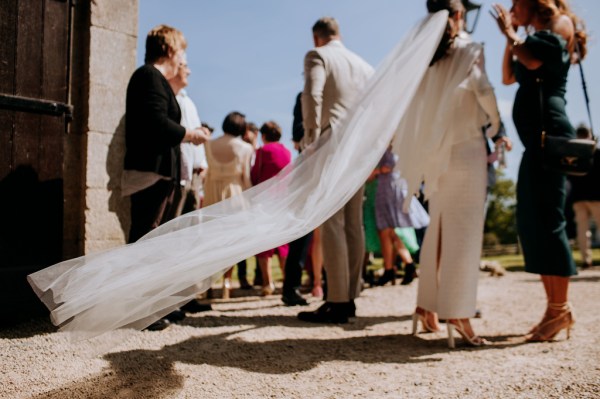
29, 11, 460, 339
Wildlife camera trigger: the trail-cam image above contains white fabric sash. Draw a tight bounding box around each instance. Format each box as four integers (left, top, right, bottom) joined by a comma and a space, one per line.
28, 12, 449, 339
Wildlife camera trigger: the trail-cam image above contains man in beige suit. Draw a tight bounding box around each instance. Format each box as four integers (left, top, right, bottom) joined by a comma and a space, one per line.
298, 17, 374, 324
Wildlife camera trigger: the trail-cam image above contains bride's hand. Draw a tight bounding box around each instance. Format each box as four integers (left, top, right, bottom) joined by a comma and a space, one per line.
490, 4, 517, 39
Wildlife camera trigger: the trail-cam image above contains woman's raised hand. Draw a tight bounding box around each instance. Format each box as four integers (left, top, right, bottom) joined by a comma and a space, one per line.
490, 3, 517, 39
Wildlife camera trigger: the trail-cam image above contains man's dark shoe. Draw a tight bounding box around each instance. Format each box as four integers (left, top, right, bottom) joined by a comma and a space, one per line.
164, 309, 186, 322
144, 318, 170, 331
401, 263, 418, 285
282, 290, 308, 306
181, 300, 213, 313
347, 299, 356, 318
297, 302, 349, 324
239, 277, 253, 290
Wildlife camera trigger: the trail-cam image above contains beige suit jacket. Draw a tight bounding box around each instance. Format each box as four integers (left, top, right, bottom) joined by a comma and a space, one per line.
301, 40, 374, 148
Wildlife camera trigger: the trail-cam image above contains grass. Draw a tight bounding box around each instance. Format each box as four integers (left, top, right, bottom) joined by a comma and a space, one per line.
484, 248, 600, 272
227, 249, 600, 285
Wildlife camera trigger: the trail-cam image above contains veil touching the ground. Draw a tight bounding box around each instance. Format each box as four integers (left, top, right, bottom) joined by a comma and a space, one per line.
28, 12, 449, 339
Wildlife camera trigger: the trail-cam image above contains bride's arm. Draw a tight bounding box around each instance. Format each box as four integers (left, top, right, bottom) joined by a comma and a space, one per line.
471, 50, 501, 136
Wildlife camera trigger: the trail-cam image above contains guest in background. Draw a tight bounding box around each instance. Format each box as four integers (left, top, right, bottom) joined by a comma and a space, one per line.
196, 122, 214, 207
373, 146, 429, 286
203, 111, 253, 299
281, 92, 311, 306
569, 125, 600, 269
251, 121, 292, 295
166, 54, 213, 314
297, 17, 374, 324
122, 24, 208, 330
167, 54, 211, 219
237, 122, 261, 289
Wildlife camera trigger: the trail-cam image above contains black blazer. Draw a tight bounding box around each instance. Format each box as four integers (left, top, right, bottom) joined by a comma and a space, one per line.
124, 64, 186, 180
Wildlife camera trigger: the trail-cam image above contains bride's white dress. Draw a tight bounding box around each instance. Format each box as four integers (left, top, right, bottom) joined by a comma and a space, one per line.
28, 11, 489, 339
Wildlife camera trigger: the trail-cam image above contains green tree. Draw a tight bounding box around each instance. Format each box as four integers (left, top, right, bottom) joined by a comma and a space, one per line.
485, 170, 518, 244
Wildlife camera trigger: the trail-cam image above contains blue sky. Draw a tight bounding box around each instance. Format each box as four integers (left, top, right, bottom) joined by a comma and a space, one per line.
138, 0, 599, 181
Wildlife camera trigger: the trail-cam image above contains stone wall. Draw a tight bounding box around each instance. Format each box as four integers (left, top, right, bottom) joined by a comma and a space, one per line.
64, 0, 138, 256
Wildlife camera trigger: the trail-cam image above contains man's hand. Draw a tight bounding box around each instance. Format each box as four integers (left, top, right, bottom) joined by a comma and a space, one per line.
184, 128, 209, 145
495, 136, 513, 152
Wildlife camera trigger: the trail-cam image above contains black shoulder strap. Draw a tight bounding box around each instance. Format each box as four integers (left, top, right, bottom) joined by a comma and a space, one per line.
576, 42, 595, 136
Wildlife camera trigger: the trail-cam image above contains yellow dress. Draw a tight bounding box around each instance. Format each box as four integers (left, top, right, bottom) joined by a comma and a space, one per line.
203, 135, 253, 207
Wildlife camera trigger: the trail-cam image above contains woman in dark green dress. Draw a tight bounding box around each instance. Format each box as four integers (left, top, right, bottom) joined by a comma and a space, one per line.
492, 0, 588, 342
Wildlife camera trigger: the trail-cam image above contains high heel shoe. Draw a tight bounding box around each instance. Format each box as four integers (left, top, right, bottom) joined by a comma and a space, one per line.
526, 302, 575, 342
222, 278, 232, 299
375, 268, 396, 286
412, 307, 441, 335
447, 319, 488, 348
261, 282, 275, 297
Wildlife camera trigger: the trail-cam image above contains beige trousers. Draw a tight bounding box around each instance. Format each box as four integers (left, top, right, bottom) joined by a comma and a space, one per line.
573, 201, 600, 265
321, 187, 365, 303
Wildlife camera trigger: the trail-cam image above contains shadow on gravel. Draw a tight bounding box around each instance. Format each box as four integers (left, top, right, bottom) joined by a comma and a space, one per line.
28, 316, 530, 398
0, 316, 55, 339
181, 314, 411, 332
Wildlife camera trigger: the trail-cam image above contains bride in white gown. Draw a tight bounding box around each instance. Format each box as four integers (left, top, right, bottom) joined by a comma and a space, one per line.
28, 6, 493, 340
406, 0, 501, 349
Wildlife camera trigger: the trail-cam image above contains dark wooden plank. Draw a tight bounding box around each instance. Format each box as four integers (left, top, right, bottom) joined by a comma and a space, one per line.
39, 0, 69, 181
12, 112, 41, 171
15, 0, 44, 99
0, 110, 14, 180
38, 115, 64, 180
42, 0, 69, 102
0, 0, 18, 180
0, 0, 18, 95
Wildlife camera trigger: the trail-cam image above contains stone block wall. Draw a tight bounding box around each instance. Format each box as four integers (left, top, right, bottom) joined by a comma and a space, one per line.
64, 0, 138, 256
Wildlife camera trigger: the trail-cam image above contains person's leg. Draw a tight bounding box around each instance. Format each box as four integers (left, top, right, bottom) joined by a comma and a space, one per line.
392, 232, 417, 285
375, 228, 396, 286
378, 229, 394, 270
237, 259, 251, 289
258, 256, 274, 295
282, 233, 311, 305
345, 187, 366, 300
573, 201, 592, 266
321, 209, 349, 303
528, 275, 574, 341
297, 207, 350, 324
392, 233, 413, 264
129, 180, 175, 243
222, 267, 234, 299
278, 254, 287, 280
311, 227, 324, 297
283, 233, 311, 293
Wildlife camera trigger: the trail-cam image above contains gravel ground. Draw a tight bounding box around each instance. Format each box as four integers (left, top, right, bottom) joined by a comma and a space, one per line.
2, 268, 599, 399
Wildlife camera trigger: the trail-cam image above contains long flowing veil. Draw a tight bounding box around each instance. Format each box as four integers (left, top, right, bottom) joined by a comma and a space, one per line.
28, 11, 449, 340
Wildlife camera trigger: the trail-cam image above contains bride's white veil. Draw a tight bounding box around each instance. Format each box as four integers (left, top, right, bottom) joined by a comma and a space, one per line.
28, 11, 450, 339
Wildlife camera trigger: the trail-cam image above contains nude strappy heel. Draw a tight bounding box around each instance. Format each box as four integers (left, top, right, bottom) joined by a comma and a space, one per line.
447, 319, 489, 349
526, 302, 575, 342
412, 307, 441, 335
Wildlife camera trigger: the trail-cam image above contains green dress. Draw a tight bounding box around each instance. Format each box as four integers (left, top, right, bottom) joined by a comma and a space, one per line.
513, 31, 576, 276
363, 179, 381, 253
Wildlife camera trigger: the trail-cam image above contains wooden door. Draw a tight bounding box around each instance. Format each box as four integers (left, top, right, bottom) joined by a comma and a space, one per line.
0, 0, 71, 322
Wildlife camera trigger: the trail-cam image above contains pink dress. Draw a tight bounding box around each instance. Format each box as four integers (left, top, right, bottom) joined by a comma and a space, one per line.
251, 142, 292, 259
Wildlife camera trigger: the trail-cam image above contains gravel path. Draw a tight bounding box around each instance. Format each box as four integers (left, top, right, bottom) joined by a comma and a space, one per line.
2, 268, 599, 399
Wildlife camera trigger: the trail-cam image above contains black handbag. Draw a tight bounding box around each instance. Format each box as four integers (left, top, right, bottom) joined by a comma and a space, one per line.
538, 50, 597, 176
